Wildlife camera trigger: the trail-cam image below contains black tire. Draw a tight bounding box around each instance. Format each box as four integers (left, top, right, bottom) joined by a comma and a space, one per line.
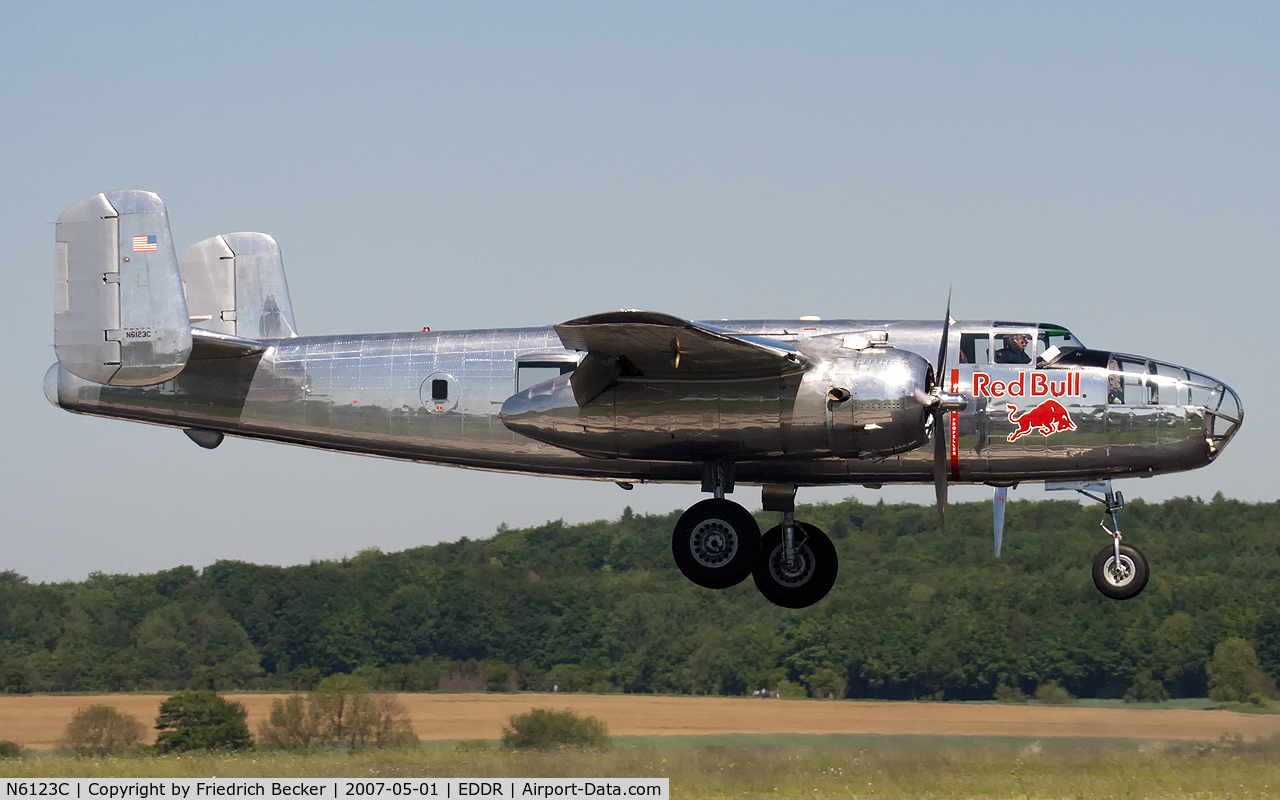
752, 522, 839, 608
671, 499, 761, 589
1092, 543, 1149, 600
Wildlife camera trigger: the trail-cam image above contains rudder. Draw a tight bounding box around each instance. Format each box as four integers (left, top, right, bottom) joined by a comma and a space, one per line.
54, 190, 192, 386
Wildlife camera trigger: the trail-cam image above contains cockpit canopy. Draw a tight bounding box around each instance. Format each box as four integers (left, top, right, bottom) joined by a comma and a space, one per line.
959, 322, 1085, 366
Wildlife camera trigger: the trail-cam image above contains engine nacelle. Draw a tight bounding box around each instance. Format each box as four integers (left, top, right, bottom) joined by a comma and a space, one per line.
818, 348, 933, 458
500, 345, 934, 462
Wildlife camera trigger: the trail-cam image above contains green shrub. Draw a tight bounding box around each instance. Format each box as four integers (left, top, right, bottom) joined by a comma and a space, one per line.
60, 704, 145, 754
501, 708, 609, 750
155, 690, 253, 752
0, 740, 23, 758
775, 679, 808, 699
806, 668, 846, 699
1034, 682, 1075, 705
994, 682, 1029, 704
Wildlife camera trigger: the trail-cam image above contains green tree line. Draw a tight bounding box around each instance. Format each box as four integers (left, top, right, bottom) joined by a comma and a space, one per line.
2, 494, 1277, 701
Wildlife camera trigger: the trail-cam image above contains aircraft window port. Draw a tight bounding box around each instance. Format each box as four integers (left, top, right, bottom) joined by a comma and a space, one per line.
1153, 362, 1190, 406
1037, 324, 1085, 358
1108, 357, 1149, 405
431, 379, 449, 401
959, 333, 990, 365
517, 361, 576, 393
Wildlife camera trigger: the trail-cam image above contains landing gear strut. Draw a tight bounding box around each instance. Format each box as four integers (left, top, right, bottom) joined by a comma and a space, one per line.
752, 484, 838, 608
1077, 482, 1149, 600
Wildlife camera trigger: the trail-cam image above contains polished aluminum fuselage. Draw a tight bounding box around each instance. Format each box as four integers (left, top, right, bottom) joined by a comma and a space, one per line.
46, 319, 1240, 487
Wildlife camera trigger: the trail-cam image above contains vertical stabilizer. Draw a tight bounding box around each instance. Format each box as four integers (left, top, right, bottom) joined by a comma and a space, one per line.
54, 191, 192, 386
179, 233, 297, 339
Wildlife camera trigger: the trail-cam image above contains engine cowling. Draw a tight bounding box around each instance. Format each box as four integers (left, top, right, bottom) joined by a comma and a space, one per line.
818, 348, 933, 458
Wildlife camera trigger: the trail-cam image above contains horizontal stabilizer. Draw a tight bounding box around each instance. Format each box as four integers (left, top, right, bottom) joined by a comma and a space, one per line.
555, 310, 807, 383
190, 328, 268, 360
54, 191, 191, 386
180, 233, 297, 339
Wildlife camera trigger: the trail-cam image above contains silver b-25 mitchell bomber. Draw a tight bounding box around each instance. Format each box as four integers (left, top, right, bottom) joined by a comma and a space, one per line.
45, 191, 1243, 607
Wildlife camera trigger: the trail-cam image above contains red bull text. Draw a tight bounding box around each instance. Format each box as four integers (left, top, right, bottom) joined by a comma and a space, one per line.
973, 371, 1081, 399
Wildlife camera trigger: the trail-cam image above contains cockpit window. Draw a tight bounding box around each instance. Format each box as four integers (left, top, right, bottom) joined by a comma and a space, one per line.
1036, 325, 1084, 363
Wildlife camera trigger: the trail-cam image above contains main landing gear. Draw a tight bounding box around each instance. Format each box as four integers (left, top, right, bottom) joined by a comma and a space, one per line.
671, 466, 838, 608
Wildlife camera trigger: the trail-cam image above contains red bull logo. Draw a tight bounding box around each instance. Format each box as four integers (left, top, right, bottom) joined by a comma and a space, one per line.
1007, 399, 1076, 442
974, 371, 1081, 398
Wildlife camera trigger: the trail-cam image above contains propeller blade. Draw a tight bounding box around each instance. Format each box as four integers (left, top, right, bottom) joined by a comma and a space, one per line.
931, 289, 954, 533
993, 485, 1008, 557
934, 425, 947, 533
935, 288, 953, 388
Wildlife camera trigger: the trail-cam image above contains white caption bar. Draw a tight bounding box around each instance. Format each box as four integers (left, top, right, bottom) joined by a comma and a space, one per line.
1, 779, 669, 800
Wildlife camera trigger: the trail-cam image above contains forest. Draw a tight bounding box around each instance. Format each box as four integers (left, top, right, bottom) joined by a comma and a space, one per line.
2, 493, 1277, 701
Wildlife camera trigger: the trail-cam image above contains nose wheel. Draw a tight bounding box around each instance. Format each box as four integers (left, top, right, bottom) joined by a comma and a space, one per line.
1092, 542, 1148, 599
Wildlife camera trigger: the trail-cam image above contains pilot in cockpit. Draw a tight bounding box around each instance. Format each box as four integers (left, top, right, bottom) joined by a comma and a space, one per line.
995, 333, 1032, 364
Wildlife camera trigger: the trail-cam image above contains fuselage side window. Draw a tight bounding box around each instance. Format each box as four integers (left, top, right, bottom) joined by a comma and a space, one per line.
959, 333, 991, 365
1109, 357, 1148, 405
517, 361, 576, 393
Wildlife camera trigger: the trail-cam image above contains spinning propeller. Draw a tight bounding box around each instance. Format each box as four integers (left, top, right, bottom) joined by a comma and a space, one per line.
916, 292, 968, 532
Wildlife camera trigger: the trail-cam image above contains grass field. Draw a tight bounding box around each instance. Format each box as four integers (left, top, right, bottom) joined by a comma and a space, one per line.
1, 733, 1277, 798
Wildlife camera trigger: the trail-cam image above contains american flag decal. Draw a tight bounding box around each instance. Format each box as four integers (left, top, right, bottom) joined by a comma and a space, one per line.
132, 235, 157, 252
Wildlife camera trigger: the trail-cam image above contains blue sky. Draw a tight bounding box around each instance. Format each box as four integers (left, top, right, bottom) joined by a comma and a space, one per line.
3, 2, 1276, 582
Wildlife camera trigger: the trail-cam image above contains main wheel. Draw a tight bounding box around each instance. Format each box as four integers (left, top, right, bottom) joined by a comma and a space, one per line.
672, 499, 761, 589
1092, 542, 1149, 600
752, 522, 838, 608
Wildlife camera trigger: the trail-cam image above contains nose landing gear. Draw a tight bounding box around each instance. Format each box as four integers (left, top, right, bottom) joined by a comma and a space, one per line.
1059, 481, 1149, 600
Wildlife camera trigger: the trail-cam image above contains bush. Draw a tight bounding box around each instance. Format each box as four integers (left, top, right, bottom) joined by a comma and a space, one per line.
0, 740, 24, 758
155, 690, 253, 752
257, 694, 318, 748
1124, 670, 1169, 703
994, 682, 1029, 704
1034, 682, 1075, 705
60, 704, 145, 754
806, 668, 846, 700
775, 679, 808, 699
257, 677, 417, 750
501, 708, 609, 750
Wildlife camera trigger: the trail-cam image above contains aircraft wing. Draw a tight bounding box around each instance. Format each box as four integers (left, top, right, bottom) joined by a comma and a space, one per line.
554, 310, 807, 405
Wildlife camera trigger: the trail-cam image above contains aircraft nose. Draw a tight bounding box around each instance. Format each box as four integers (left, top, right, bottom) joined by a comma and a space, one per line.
1187, 370, 1243, 459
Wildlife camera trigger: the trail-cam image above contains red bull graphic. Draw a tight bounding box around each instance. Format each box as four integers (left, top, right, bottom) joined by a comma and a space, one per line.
974, 371, 1080, 399
1006, 399, 1076, 442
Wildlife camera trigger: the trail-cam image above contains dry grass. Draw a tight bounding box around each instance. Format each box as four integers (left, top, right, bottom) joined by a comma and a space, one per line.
3, 693, 1278, 750
1, 734, 1278, 798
